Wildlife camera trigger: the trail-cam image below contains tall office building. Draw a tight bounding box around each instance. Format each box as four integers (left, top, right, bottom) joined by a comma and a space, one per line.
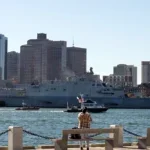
0, 34, 7, 80
141, 61, 150, 83
113, 64, 137, 87
7, 51, 20, 82
46, 41, 67, 80
128, 65, 137, 87
67, 46, 86, 76
114, 64, 130, 76
20, 33, 67, 83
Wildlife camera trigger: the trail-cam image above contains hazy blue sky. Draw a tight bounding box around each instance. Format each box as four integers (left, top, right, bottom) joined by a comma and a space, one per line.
1, 0, 150, 84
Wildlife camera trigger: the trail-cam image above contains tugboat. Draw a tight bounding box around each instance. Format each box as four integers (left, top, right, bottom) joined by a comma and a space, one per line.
15, 101, 40, 111
64, 95, 108, 113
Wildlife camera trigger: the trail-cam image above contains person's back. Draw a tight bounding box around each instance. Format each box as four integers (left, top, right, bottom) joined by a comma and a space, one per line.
78, 111, 92, 128
78, 107, 92, 150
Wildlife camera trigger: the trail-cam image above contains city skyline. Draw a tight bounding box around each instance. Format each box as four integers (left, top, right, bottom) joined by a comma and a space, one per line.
0, 32, 147, 86
1, 0, 150, 83
3, 35, 147, 85
19, 33, 87, 83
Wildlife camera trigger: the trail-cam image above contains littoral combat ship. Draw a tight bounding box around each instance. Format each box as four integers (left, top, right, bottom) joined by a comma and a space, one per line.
0, 70, 149, 109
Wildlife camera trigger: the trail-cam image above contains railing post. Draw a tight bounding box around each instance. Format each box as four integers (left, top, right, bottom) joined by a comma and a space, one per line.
61, 131, 68, 150
146, 128, 150, 146
8, 126, 23, 150
109, 125, 123, 147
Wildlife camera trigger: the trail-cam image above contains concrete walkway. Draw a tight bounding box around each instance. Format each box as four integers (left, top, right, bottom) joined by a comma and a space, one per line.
36, 146, 150, 150
0, 146, 149, 150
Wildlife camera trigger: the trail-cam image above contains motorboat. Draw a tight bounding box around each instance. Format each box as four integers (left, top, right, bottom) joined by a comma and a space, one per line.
81, 99, 108, 113
64, 97, 108, 113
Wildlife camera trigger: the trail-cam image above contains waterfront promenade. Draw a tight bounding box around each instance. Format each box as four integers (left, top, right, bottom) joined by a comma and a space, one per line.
36, 146, 150, 150
1, 125, 150, 150
36, 142, 150, 149
0, 144, 150, 150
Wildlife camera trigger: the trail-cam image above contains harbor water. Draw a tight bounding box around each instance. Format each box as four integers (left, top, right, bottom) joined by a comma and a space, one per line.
0, 108, 150, 146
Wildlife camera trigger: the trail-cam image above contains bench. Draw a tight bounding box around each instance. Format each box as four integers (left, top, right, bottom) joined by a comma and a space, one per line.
68, 136, 114, 150
54, 127, 123, 150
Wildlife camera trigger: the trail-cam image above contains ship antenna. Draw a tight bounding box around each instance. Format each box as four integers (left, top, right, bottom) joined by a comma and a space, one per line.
72, 36, 74, 47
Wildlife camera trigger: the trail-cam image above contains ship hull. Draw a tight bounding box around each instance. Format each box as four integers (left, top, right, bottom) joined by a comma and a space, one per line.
0, 96, 150, 109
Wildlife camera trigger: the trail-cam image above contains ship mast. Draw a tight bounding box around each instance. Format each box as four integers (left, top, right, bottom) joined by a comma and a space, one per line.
72, 36, 74, 47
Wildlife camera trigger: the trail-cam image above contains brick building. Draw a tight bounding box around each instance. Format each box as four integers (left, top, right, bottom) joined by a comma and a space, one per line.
138, 83, 150, 97
103, 74, 133, 88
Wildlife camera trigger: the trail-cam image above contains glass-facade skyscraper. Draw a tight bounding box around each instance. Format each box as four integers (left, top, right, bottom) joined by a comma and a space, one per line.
0, 34, 7, 80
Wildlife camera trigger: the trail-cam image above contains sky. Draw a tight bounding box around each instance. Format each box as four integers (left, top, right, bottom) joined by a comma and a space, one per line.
0, 0, 150, 84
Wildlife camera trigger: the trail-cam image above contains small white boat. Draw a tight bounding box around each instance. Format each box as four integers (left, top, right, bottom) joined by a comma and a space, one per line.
15, 101, 40, 111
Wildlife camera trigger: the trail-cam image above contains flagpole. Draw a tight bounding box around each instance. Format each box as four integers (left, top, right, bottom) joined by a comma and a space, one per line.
67, 101, 69, 109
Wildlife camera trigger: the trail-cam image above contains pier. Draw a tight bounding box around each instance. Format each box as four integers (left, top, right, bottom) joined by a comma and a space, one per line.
0, 125, 150, 150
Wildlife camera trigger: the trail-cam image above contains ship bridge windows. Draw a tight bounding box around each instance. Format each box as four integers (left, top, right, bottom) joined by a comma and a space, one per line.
97, 84, 101, 86
51, 88, 56, 90
92, 84, 95, 86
